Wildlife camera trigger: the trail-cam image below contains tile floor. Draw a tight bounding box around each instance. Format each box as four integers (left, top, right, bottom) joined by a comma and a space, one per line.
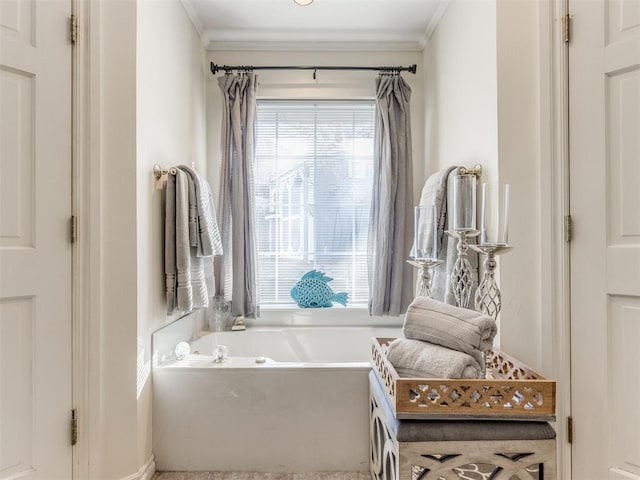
153, 472, 372, 480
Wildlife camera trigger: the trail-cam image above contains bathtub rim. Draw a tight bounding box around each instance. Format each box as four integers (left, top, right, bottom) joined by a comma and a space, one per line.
154, 354, 374, 371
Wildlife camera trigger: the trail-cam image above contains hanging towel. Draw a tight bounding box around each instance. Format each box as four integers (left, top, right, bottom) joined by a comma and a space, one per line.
387, 338, 483, 379
165, 174, 177, 314
175, 170, 195, 311
414, 166, 456, 300
180, 169, 212, 311
403, 296, 497, 366
178, 165, 223, 258
165, 167, 219, 315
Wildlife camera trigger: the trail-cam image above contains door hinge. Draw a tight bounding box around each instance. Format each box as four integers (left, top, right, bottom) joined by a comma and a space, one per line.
70, 14, 78, 45
71, 408, 78, 446
564, 214, 573, 243
567, 416, 573, 444
70, 215, 77, 243
563, 13, 572, 44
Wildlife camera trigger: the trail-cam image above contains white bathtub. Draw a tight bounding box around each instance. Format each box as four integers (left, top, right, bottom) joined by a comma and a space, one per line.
152, 324, 401, 472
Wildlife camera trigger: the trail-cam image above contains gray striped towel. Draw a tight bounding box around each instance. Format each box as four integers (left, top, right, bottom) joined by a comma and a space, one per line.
174, 170, 194, 311
387, 338, 482, 379
165, 174, 177, 314
178, 165, 223, 258
403, 296, 497, 366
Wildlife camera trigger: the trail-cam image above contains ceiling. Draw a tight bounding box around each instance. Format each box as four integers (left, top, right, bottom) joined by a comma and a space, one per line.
183, 0, 449, 51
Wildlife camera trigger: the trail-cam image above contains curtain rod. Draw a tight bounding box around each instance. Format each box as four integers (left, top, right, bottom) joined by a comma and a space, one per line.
210, 62, 417, 76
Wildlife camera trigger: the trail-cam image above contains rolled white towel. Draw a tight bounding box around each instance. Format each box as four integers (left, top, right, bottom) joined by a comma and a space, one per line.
387, 338, 482, 379
403, 296, 497, 366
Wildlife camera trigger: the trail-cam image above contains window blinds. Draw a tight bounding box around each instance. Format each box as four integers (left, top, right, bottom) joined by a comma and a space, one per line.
254, 100, 376, 306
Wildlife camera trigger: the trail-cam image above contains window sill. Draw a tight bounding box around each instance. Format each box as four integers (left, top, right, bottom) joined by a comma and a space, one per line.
251, 305, 403, 328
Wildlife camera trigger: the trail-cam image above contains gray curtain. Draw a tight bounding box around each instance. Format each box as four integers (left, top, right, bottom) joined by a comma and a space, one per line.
368, 73, 415, 316
215, 72, 259, 318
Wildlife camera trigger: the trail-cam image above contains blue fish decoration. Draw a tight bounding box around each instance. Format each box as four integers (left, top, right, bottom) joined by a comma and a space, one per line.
290, 270, 349, 308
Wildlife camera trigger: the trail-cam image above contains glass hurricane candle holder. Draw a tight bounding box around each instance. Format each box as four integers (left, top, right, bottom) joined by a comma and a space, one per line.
408, 206, 442, 298
473, 182, 512, 320
480, 183, 510, 246
447, 173, 479, 308
412, 206, 438, 261
452, 174, 477, 232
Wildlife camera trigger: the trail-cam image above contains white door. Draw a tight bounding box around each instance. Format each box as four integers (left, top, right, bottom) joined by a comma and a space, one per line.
0, 0, 73, 478
569, 0, 640, 479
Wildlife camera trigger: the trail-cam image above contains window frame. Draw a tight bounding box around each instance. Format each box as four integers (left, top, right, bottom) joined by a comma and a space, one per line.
253, 98, 377, 310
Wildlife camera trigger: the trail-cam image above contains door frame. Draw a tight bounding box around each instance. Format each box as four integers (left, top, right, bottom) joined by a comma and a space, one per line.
539, 0, 572, 477
71, 0, 101, 477
72, 2, 153, 477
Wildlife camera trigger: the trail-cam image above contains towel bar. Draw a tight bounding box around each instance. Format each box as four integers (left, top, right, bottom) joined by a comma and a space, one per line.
458, 164, 483, 177
153, 164, 177, 180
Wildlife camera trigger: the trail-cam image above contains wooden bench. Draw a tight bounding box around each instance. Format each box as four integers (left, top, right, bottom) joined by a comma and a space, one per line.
369, 371, 557, 480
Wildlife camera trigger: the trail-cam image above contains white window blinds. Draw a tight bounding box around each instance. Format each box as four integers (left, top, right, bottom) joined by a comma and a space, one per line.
254, 100, 376, 306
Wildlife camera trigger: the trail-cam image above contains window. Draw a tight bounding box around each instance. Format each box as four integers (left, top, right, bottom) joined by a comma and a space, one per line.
254, 100, 376, 306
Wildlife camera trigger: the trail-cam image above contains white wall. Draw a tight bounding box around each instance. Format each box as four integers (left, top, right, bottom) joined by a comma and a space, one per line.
495, 0, 543, 369
424, 0, 499, 181
89, 2, 139, 478
137, 0, 207, 471
206, 50, 425, 206
85, 1, 206, 478
424, 0, 546, 370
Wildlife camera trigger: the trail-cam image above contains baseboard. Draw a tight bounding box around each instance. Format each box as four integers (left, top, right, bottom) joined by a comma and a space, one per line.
119, 455, 156, 480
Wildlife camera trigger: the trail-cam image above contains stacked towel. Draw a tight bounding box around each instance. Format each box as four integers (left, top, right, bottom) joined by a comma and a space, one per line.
403, 296, 496, 366
165, 167, 223, 315
385, 297, 496, 379
387, 338, 482, 379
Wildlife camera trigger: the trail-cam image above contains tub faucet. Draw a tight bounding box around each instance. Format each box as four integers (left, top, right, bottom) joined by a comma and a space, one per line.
231, 315, 246, 331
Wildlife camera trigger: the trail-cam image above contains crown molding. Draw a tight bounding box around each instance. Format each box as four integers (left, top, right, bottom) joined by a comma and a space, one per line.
421, 0, 450, 48
203, 29, 425, 52
206, 40, 424, 52
185, 0, 448, 52
180, 0, 206, 46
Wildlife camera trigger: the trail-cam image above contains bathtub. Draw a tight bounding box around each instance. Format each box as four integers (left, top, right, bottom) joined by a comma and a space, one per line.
152, 323, 401, 472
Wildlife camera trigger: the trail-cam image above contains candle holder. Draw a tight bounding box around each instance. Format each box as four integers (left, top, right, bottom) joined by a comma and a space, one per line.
446, 229, 479, 309
470, 245, 513, 321
475, 182, 510, 378
407, 258, 443, 298
409, 205, 441, 298
474, 182, 511, 320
